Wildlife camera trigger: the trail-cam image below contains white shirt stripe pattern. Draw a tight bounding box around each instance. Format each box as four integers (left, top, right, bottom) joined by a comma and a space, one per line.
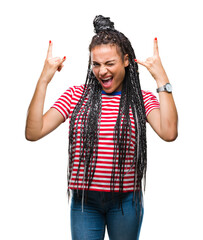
51, 84, 160, 192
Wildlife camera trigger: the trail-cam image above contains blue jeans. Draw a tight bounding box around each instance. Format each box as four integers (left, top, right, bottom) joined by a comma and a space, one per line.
70, 190, 144, 240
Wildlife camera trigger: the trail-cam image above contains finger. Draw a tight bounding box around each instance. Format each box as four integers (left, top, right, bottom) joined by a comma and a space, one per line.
61, 56, 66, 64
57, 57, 66, 71
57, 64, 64, 72
57, 66, 62, 72
46, 40, 53, 59
57, 56, 66, 66
134, 59, 147, 67
153, 37, 159, 56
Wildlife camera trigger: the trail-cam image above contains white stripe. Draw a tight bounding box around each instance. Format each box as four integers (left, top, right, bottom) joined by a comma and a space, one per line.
70, 176, 135, 181
72, 163, 134, 167
69, 180, 135, 186
52, 85, 159, 191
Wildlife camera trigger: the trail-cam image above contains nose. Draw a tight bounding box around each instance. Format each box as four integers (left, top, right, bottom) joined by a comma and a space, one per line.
99, 65, 108, 77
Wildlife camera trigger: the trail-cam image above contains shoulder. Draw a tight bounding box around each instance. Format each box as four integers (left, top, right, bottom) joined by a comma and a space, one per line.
141, 90, 160, 116
141, 89, 159, 104
61, 84, 85, 99
65, 84, 85, 94
141, 90, 157, 99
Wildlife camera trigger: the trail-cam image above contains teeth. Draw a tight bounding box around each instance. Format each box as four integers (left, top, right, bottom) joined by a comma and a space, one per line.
101, 77, 112, 81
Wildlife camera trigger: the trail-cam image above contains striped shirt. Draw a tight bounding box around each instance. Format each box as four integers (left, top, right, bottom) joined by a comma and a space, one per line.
52, 84, 160, 192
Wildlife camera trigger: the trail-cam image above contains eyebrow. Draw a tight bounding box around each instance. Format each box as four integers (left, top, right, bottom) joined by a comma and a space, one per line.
92, 60, 116, 64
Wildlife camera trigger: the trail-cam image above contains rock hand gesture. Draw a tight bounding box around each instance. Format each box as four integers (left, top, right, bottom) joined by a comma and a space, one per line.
25, 41, 66, 141
40, 41, 66, 84
135, 38, 168, 86
135, 38, 178, 142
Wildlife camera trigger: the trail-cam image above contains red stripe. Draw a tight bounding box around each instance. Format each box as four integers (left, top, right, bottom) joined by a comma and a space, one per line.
69, 186, 140, 192
72, 165, 135, 170
72, 154, 135, 159
52, 85, 159, 191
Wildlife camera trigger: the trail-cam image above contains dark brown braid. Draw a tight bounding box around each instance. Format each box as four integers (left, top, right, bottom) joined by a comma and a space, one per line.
67, 16, 146, 217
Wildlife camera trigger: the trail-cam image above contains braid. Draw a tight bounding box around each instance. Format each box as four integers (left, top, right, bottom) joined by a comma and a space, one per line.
68, 71, 102, 201
68, 16, 147, 214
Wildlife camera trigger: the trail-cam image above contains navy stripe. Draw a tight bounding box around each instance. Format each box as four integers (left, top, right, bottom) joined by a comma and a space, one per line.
102, 90, 121, 95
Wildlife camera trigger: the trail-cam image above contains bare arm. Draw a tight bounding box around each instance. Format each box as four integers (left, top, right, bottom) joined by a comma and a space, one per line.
25, 41, 66, 141
147, 91, 178, 142
136, 38, 178, 141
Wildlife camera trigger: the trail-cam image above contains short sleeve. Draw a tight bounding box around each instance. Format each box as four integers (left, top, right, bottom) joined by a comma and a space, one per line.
142, 90, 160, 117
51, 87, 75, 122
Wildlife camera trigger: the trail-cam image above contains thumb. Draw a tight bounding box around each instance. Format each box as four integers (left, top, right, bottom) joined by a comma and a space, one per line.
61, 56, 66, 63
134, 59, 147, 67
57, 56, 66, 72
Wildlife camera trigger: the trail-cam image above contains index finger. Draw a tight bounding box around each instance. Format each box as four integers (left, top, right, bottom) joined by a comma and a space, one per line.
153, 37, 159, 56
46, 40, 53, 59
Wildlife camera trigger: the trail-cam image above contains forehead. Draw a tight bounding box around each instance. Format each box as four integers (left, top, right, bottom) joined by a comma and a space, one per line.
91, 44, 122, 62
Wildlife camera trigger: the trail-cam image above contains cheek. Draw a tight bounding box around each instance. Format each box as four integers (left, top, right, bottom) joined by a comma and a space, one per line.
92, 68, 97, 76
116, 67, 125, 80
92, 68, 99, 79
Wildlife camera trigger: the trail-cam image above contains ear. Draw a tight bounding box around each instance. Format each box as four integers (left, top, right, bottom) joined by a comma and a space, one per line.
124, 54, 129, 67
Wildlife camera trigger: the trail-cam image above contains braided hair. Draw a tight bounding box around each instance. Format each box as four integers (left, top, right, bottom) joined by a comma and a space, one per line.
67, 15, 147, 214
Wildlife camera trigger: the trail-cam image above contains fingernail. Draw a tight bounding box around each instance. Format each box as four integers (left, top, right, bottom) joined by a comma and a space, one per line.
155, 37, 157, 41
63, 56, 66, 60
49, 40, 52, 44
134, 59, 137, 62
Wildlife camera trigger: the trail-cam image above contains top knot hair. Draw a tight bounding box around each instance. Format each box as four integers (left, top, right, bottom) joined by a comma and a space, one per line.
93, 15, 115, 33
69, 14, 147, 214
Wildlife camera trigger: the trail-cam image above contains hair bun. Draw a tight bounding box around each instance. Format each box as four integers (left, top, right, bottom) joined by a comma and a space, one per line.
93, 15, 115, 33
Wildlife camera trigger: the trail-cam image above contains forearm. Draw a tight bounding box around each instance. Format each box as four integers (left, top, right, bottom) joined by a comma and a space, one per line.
156, 75, 178, 141
25, 77, 49, 141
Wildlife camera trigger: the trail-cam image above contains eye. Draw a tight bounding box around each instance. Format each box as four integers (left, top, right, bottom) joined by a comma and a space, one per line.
106, 63, 114, 66
92, 62, 99, 67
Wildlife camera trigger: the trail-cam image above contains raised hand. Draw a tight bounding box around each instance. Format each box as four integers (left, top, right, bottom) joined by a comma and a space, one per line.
135, 38, 168, 84
40, 41, 66, 84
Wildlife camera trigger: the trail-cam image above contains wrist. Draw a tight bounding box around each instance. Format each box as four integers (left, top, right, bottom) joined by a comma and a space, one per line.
38, 73, 51, 86
155, 76, 169, 88
157, 83, 172, 93
37, 77, 49, 90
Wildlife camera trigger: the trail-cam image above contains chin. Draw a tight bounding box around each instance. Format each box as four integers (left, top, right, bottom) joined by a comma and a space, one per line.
102, 86, 116, 93
102, 88, 112, 93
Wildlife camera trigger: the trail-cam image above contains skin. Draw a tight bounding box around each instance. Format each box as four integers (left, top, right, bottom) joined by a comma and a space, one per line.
25, 41, 65, 141
25, 39, 178, 142
136, 38, 178, 141
91, 44, 129, 93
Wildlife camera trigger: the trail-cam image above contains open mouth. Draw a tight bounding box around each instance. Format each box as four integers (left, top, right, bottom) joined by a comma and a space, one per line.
100, 77, 113, 88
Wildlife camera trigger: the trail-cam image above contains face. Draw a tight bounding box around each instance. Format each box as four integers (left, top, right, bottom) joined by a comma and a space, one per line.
91, 44, 129, 93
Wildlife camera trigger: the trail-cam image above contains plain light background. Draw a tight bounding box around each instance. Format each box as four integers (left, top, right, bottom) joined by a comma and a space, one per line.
0, 0, 202, 239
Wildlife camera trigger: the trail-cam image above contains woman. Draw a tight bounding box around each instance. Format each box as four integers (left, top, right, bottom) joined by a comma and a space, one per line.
25, 15, 178, 240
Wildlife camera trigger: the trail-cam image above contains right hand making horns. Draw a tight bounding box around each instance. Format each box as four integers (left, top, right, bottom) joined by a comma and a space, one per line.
40, 41, 66, 84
